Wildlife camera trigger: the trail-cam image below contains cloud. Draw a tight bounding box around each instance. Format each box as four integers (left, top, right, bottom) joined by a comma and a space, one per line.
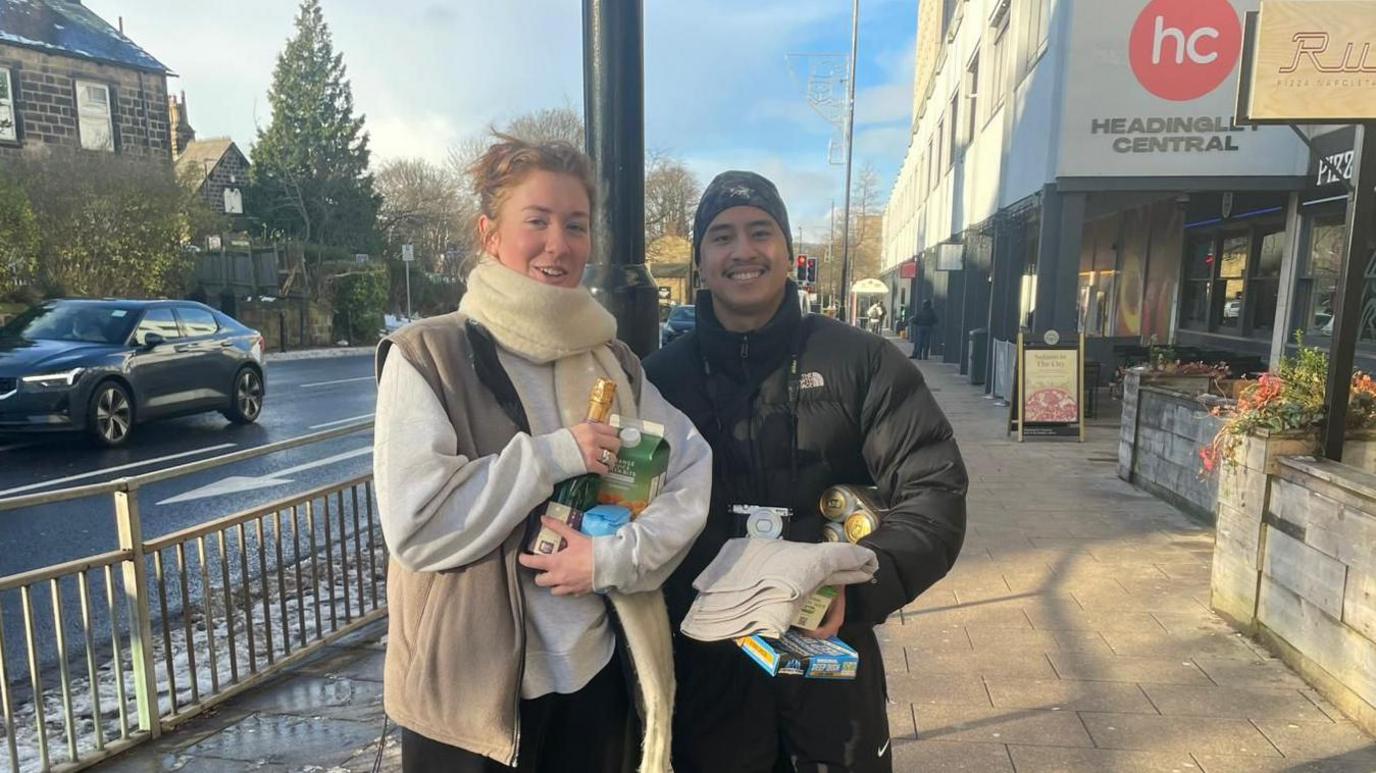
367, 113, 463, 166
86, 0, 917, 222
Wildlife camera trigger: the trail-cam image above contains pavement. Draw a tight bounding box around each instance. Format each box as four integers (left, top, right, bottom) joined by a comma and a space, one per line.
91, 339, 1376, 772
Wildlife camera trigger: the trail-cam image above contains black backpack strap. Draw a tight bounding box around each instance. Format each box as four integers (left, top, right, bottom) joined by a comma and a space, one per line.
608, 339, 645, 406
465, 321, 532, 435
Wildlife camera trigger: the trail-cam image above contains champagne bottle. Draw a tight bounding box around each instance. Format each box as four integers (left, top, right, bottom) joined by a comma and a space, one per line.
525, 378, 617, 554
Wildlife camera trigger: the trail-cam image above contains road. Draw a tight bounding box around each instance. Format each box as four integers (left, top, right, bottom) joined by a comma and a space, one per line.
0, 354, 378, 676
0, 353, 379, 573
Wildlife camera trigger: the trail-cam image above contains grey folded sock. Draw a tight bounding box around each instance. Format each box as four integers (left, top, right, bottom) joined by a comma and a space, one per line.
681, 539, 878, 642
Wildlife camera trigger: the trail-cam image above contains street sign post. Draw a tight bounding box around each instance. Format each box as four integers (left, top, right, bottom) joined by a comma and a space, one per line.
401, 244, 414, 322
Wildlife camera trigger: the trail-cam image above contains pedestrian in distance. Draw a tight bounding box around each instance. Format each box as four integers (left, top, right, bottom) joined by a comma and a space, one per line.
645, 170, 969, 773
909, 300, 938, 361
373, 134, 712, 773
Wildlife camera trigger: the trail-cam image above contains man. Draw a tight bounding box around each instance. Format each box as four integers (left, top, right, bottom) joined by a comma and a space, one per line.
645, 171, 968, 772
909, 300, 938, 361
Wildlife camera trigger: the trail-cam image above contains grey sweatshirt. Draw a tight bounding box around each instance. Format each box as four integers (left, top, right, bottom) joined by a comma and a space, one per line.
374, 349, 711, 698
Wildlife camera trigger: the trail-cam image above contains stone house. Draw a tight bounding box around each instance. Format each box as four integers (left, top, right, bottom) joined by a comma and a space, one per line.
176, 136, 251, 216
0, 0, 173, 162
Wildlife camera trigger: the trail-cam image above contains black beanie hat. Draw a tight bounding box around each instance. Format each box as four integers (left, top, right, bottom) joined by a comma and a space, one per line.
692, 170, 793, 264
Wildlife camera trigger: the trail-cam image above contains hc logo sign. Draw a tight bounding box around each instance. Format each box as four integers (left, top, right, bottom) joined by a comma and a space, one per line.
1129, 0, 1241, 101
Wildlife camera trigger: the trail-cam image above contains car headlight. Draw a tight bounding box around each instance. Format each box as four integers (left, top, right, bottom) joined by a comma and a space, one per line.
21, 368, 85, 389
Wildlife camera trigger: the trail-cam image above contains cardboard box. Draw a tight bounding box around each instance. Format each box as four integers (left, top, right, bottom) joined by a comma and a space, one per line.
598, 416, 670, 518
737, 631, 859, 680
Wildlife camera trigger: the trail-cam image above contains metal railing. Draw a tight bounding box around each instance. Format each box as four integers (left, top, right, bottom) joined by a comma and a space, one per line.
0, 422, 385, 773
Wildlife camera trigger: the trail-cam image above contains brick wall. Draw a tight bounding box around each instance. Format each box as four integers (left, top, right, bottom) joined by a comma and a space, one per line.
0, 43, 171, 163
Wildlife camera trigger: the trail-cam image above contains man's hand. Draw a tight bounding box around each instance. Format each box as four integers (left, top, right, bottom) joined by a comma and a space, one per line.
517, 517, 596, 596
798, 589, 847, 640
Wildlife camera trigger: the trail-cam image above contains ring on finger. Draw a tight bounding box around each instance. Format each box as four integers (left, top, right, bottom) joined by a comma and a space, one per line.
599, 449, 614, 466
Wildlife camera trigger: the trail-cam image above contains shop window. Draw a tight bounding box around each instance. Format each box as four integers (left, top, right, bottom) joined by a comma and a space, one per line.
1179, 235, 1213, 331
1248, 230, 1284, 334
1295, 216, 1344, 340
1213, 235, 1249, 330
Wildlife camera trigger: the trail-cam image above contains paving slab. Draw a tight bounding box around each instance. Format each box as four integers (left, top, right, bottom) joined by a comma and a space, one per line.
1006, 745, 1203, 773
1079, 713, 1280, 757
89, 356, 1376, 772
915, 704, 1095, 747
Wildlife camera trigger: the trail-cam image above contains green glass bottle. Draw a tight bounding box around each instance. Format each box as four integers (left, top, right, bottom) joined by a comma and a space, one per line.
524, 377, 616, 554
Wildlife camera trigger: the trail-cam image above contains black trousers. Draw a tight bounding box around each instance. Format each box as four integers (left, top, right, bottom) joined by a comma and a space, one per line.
672, 626, 892, 773
401, 657, 634, 773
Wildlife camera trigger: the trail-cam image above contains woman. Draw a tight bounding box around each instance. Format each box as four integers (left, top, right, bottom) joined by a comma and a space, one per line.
373, 134, 712, 772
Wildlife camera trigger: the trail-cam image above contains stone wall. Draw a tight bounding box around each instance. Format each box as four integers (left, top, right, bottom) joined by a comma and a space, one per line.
0, 44, 171, 162
1248, 457, 1376, 734
235, 301, 334, 352
1118, 372, 1223, 522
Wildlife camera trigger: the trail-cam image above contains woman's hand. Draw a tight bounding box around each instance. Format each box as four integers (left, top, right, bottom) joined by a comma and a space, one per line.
797, 590, 847, 640
518, 517, 596, 596
570, 421, 622, 475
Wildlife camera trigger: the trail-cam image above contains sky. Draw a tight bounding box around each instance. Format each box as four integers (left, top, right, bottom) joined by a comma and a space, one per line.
86, 0, 917, 237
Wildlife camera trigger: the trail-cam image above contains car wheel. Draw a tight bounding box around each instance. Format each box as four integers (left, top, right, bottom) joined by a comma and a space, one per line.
87, 381, 134, 448
224, 367, 264, 424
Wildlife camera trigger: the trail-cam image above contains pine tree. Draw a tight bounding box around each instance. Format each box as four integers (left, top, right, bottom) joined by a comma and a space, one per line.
248, 0, 379, 251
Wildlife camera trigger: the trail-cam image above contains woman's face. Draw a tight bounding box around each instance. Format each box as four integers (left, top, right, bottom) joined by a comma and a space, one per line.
479, 170, 592, 289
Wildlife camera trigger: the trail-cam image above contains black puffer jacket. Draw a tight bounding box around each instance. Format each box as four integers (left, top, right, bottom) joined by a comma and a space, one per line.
645, 282, 968, 628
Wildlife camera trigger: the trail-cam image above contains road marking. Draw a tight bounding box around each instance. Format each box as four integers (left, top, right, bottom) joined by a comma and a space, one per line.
308, 413, 375, 430
0, 443, 238, 497
0, 442, 34, 453
156, 446, 373, 506
299, 376, 374, 389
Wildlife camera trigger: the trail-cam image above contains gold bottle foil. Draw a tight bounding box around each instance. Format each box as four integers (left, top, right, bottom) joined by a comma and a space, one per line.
587, 378, 616, 423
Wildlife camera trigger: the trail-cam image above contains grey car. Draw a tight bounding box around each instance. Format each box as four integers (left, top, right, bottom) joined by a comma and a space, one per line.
0, 299, 266, 447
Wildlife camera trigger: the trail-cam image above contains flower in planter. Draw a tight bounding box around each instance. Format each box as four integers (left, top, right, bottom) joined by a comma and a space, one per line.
1200, 335, 1376, 474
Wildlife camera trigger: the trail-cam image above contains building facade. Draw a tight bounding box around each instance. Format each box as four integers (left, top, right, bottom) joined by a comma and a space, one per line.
880, 0, 1370, 388
0, 0, 172, 163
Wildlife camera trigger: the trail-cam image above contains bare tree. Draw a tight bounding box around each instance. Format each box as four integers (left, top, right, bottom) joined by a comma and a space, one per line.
847, 162, 885, 283
645, 150, 699, 243
376, 158, 471, 274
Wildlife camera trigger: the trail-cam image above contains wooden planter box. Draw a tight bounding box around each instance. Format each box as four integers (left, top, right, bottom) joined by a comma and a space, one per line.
1211, 430, 1376, 628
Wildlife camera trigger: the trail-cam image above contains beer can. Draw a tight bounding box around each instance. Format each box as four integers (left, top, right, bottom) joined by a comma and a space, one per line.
844, 510, 879, 543
819, 487, 855, 522
822, 521, 847, 543
847, 486, 885, 516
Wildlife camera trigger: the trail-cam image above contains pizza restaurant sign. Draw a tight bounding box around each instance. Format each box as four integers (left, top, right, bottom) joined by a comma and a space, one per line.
1242, 1, 1376, 122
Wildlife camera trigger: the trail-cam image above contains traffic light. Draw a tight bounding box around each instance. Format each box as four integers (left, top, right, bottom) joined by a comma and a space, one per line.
806, 257, 818, 284
796, 255, 808, 282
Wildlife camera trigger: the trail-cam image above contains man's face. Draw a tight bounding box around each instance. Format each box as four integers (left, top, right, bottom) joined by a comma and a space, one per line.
698, 206, 791, 326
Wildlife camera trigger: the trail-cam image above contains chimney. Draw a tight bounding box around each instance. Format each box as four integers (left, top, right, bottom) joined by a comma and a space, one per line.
168, 93, 195, 157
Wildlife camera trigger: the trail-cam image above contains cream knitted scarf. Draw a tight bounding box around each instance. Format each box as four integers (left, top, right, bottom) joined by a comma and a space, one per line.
461, 259, 673, 772
459, 258, 636, 427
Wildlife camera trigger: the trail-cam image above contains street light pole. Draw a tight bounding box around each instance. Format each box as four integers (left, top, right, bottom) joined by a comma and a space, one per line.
581, 0, 659, 357
838, 0, 860, 324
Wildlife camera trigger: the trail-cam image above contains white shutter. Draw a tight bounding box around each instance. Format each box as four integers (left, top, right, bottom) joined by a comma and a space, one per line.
75, 80, 113, 152
0, 70, 15, 143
